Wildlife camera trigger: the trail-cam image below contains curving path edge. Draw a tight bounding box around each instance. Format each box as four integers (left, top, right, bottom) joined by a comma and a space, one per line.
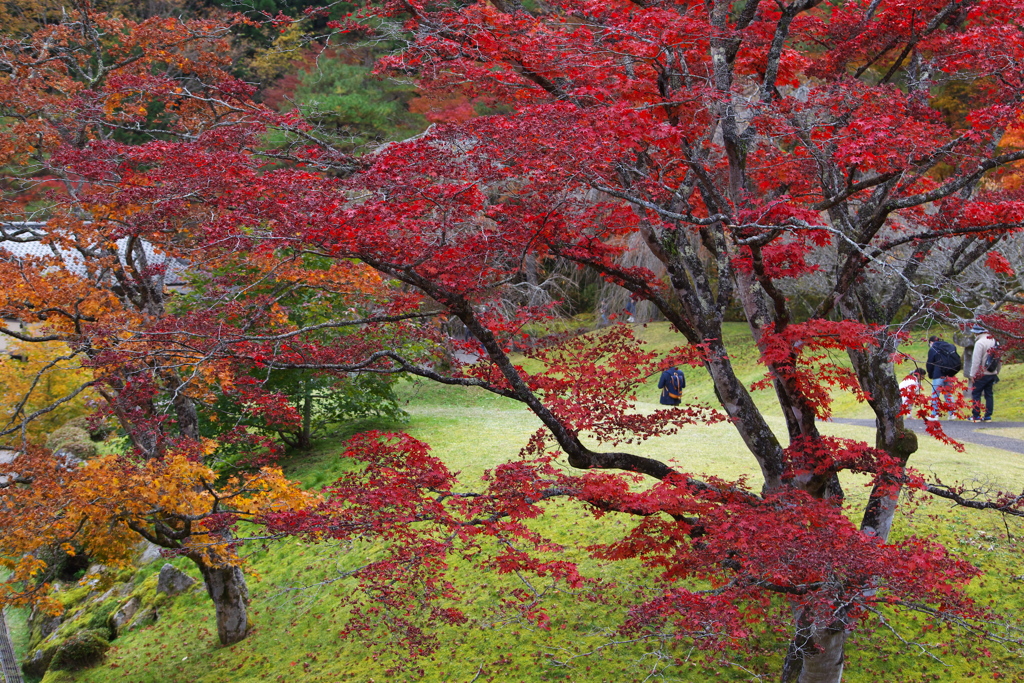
830, 418, 1024, 455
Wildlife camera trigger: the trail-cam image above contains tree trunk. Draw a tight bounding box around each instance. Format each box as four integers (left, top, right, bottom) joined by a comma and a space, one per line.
161, 370, 201, 441
794, 627, 847, 683
841, 317, 920, 540
781, 608, 848, 683
299, 379, 313, 450
190, 555, 250, 646
701, 337, 787, 491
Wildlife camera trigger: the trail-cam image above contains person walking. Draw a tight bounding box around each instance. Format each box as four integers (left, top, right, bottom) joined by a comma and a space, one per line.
657, 366, 686, 406
968, 324, 1001, 422
899, 368, 926, 407
925, 336, 961, 419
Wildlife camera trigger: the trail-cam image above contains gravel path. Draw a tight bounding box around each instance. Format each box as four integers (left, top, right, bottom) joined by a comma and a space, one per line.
830, 418, 1024, 454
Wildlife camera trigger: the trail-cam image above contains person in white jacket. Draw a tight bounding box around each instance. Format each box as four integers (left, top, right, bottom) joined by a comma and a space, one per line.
899, 368, 926, 407
968, 324, 1000, 422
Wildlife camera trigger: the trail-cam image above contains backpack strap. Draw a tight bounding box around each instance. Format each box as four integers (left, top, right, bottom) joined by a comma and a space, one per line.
667, 371, 683, 399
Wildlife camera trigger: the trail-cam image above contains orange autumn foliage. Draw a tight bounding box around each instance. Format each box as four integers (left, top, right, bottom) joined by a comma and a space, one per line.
0, 445, 315, 612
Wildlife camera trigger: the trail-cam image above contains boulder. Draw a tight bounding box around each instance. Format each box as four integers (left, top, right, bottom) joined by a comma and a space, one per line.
46, 425, 97, 463
138, 541, 163, 565
53, 444, 92, 465
49, 629, 110, 671
0, 448, 17, 486
156, 563, 195, 596
130, 608, 159, 629
109, 596, 140, 632
22, 646, 54, 679
37, 612, 62, 640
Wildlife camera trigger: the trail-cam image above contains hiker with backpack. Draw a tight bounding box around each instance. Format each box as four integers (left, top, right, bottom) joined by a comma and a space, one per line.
968, 323, 1001, 422
926, 336, 962, 420
658, 366, 686, 406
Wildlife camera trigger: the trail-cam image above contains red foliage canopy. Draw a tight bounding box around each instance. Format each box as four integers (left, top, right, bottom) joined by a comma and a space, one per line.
4, 1, 1024, 679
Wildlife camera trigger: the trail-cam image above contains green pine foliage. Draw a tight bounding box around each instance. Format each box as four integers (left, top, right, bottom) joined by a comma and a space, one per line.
290, 56, 429, 151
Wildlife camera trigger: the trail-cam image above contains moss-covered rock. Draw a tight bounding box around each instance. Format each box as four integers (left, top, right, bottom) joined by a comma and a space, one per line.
85, 598, 120, 640
129, 607, 159, 630
22, 582, 133, 679
44, 424, 98, 461
44, 425, 91, 452
107, 596, 140, 635
26, 605, 62, 646
62, 415, 112, 441
129, 571, 171, 609
48, 629, 110, 671
55, 584, 91, 609
55, 440, 98, 460
22, 644, 55, 679
156, 563, 195, 596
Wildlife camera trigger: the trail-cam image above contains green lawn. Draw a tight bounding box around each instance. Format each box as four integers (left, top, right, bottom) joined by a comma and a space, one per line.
978, 427, 1024, 440
14, 323, 1024, 683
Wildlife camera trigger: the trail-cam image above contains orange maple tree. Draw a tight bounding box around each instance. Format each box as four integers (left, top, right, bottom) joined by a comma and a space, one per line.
0, 5, 337, 645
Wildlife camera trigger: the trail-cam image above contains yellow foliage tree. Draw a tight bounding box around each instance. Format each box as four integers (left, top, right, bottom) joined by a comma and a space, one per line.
0, 339, 95, 447
0, 445, 315, 643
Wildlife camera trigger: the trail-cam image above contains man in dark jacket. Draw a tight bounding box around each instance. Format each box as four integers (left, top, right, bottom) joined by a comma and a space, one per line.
658, 366, 686, 406
925, 335, 961, 419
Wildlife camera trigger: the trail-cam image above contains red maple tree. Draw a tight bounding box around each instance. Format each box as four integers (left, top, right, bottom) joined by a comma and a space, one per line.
246, 2, 1024, 680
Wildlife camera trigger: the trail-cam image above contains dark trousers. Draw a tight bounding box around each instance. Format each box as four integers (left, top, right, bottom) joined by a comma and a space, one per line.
971, 374, 999, 419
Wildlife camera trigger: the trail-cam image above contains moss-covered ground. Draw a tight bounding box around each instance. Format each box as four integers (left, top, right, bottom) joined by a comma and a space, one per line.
9, 323, 1024, 682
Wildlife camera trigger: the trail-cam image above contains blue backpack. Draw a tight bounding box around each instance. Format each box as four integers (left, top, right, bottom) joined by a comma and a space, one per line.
659, 369, 686, 405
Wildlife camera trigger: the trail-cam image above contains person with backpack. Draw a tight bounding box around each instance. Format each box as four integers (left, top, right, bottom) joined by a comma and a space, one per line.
968, 323, 1001, 422
658, 366, 686, 406
926, 335, 962, 420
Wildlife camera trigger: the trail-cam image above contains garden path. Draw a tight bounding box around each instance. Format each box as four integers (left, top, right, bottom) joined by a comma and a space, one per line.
831, 418, 1024, 455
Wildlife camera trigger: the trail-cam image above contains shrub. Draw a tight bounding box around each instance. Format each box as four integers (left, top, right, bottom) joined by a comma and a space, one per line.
45, 425, 98, 460
31, 543, 91, 585
63, 415, 112, 441
48, 629, 110, 671
45, 425, 91, 451
55, 439, 98, 460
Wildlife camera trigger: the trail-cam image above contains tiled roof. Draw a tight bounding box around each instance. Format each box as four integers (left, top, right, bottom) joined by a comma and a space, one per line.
0, 222, 187, 284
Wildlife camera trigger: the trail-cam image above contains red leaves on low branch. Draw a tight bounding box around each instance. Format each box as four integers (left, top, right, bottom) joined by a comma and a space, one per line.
754, 320, 876, 418
262, 432, 591, 654
783, 436, 925, 497
596, 485, 982, 646
521, 326, 724, 445
258, 432, 989, 658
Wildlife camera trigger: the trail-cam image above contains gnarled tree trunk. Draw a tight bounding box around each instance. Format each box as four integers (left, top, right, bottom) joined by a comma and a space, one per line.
782, 608, 848, 683
189, 554, 250, 646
